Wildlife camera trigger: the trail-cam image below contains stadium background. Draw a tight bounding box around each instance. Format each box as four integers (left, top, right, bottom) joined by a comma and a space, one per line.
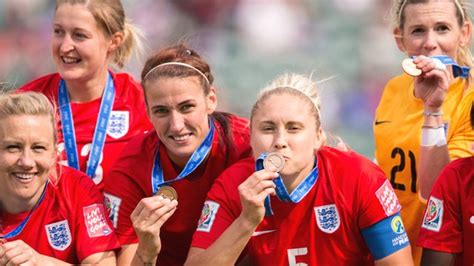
0, 0, 407, 157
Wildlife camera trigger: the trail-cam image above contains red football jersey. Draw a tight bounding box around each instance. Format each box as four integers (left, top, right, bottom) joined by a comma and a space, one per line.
192, 147, 403, 265
417, 156, 474, 266
18, 72, 152, 189
103, 115, 251, 266
0, 167, 120, 263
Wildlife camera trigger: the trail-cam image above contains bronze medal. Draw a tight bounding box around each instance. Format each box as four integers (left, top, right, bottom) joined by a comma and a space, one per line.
156, 186, 178, 201
263, 152, 285, 172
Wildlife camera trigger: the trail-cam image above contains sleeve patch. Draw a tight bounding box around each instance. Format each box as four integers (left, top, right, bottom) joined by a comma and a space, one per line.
421, 196, 444, 232
375, 180, 402, 216
196, 200, 220, 233
104, 192, 121, 228
83, 204, 112, 237
361, 214, 409, 260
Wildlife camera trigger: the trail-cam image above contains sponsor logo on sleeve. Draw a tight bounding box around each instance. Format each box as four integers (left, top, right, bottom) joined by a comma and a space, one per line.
375, 180, 402, 216
104, 193, 121, 228
196, 200, 220, 232
421, 196, 443, 232
83, 204, 112, 237
45, 220, 72, 251
107, 111, 129, 139
314, 204, 340, 234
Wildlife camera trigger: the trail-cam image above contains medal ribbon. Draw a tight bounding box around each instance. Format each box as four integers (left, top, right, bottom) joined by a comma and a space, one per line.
58, 72, 115, 177
256, 153, 319, 216
414, 55, 470, 78
0, 181, 48, 239
151, 120, 215, 194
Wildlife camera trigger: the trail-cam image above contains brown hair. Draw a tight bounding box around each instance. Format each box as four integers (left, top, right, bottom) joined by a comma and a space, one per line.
141, 44, 236, 164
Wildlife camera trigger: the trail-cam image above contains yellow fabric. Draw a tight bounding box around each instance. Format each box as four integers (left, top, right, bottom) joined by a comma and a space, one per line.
374, 74, 474, 265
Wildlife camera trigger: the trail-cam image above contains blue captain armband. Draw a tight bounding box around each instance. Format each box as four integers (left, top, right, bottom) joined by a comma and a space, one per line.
361, 213, 409, 260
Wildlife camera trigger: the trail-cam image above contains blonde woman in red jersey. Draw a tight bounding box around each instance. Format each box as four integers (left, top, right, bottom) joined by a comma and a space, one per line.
18, 0, 152, 189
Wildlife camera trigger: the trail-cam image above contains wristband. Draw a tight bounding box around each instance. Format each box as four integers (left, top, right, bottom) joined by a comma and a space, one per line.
421, 127, 446, 147
423, 111, 444, 117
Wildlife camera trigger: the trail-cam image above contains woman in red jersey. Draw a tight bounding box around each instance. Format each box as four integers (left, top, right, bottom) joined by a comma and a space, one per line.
418, 109, 474, 266
103, 44, 251, 265
18, 0, 152, 188
187, 73, 413, 265
0, 92, 119, 265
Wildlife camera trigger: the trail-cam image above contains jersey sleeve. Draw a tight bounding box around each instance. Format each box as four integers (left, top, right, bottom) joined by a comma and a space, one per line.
356, 162, 402, 229
447, 89, 474, 159
103, 163, 147, 245
71, 171, 121, 261
191, 169, 241, 249
417, 164, 462, 253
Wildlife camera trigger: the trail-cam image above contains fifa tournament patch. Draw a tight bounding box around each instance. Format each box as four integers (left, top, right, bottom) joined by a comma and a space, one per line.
83, 204, 112, 237
107, 111, 129, 139
45, 220, 72, 251
375, 180, 402, 216
390, 215, 409, 247
314, 204, 340, 234
104, 193, 121, 228
196, 200, 220, 232
422, 196, 443, 232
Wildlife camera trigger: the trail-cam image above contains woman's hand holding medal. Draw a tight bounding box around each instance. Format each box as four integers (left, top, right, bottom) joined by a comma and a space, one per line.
237, 153, 284, 227
403, 55, 451, 110
130, 195, 178, 262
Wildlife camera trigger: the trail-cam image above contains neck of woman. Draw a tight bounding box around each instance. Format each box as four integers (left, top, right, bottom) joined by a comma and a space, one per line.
282, 161, 315, 194
64, 69, 109, 103
0, 188, 45, 215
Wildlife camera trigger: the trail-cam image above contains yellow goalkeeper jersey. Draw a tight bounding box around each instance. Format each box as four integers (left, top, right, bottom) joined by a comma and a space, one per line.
374, 74, 474, 265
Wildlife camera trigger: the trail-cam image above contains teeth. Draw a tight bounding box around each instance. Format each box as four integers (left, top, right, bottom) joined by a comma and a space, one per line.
14, 173, 35, 180
62, 57, 80, 64
172, 134, 190, 141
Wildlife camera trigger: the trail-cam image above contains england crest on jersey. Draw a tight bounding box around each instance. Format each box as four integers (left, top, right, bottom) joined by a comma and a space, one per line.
45, 220, 72, 251
107, 111, 129, 139
314, 204, 340, 234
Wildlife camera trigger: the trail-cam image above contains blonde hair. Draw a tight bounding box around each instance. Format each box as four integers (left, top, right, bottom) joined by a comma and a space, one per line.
391, 0, 474, 80
251, 73, 322, 129
55, 0, 144, 68
0, 91, 58, 144
0, 90, 60, 183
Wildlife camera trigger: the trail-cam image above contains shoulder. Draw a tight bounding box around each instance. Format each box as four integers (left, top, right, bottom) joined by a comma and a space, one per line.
110, 72, 143, 98
437, 156, 474, 186
318, 146, 386, 184
212, 157, 255, 189
17, 73, 60, 94
113, 130, 156, 164
379, 74, 413, 102
56, 166, 99, 197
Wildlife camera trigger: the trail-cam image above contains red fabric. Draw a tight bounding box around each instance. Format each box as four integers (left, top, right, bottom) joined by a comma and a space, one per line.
104, 115, 251, 265
192, 147, 397, 265
417, 156, 474, 266
1, 167, 120, 263
18, 72, 152, 190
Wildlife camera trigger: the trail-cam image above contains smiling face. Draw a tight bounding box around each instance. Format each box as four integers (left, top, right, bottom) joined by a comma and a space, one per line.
51, 3, 113, 83
0, 115, 56, 213
145, 76, 217, 167
250, 92, 323, 181
394, 0, 471, 59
